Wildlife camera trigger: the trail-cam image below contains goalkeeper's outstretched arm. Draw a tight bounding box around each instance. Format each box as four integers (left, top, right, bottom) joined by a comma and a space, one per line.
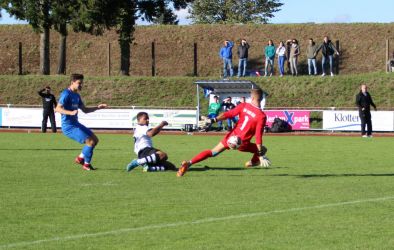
206, 113, 226, 124
206, 105, 240, 124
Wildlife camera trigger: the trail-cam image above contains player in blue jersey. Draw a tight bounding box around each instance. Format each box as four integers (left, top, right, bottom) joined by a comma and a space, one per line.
55, 74, 107, 171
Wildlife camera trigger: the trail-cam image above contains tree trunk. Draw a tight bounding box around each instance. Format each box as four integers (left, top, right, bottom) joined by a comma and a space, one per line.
120, 39, 130, 76
118, 1, 136, 76
40, 28, 50, 75
57, 23, 67, 75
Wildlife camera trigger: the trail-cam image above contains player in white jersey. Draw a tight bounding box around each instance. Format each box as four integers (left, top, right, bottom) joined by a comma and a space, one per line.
126, 112, 171, 172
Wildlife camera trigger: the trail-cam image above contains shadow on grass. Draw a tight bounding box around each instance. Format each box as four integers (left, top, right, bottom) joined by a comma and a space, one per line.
105, 161, 178, 172
188, 166, 288, 171
272, 173, 394, 178
0, 148, 122, 151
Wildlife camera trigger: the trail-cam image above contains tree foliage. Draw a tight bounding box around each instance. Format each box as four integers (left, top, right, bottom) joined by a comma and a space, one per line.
111, 0, 193, 75
1, 0, 54, 74
0, 0, 192, 75
189, 0, 283, 24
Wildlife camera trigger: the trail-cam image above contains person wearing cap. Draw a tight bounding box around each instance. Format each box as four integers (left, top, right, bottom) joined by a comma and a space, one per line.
38, 86, 57, 133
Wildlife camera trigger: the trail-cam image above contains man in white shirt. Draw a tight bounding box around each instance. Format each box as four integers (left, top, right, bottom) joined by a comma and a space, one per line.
126, 112, 169, 172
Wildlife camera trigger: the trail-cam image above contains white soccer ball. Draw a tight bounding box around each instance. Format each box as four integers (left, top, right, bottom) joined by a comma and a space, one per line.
227, 135, 241, 149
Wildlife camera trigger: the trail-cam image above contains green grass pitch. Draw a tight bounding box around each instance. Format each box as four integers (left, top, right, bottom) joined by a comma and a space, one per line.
0, 132, 393, 249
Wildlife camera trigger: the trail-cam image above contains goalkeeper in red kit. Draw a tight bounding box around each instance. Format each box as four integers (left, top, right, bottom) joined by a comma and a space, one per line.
177, 88, 271, 177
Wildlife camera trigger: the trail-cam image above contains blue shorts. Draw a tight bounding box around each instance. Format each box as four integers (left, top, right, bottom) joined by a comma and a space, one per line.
62, 122, 93, 144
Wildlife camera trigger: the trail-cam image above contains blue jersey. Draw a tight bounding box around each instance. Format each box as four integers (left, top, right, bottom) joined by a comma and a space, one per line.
58, 88, 84, 126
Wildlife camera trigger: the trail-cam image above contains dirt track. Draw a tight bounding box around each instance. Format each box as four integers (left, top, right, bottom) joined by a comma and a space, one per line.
1, 128, 394, 137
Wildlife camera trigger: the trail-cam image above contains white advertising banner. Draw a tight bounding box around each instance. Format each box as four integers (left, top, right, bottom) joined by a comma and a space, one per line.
0, 108, 60, 127
130, 109, 197, 130
323, 111, 394, 131
1, 108, 197, 130
78, 109, 135, 129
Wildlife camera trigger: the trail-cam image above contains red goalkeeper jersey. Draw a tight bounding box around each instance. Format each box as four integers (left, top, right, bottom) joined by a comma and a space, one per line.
222, 102, 266, 144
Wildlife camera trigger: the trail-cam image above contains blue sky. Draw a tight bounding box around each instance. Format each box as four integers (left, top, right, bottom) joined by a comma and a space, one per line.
1, 0, 393, 25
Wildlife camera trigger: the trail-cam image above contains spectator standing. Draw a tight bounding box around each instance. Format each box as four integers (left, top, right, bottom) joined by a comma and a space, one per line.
219, 40, 234, 78
276, 41, 286, 77
316, 36, 340, 77
288, 39, 300, 76
264, 40, 275, 76
285, 40, 292, 74
237, 39, 249, 77
38, 86, 57, 133
356, 84, 377, 137
306, 38, 319, 75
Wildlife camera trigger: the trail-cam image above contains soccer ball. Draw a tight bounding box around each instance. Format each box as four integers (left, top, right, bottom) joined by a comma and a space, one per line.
227, 135, 241, 149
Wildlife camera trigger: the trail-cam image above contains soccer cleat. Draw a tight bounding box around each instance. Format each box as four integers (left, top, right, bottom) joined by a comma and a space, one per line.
126, 159, 139, 172
245, 160, 260, 168
82, 163, 96, 171
177, 161, 190, 177
75, 156, 84, 165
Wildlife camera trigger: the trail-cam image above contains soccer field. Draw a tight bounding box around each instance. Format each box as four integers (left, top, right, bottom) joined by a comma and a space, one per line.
0, 132, 393, 249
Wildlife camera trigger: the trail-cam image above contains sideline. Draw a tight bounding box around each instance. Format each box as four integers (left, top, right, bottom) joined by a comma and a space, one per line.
1, 128, 394, 137
1, 196, 393, 249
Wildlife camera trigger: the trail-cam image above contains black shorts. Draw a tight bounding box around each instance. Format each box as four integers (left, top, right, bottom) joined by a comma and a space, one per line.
138, 147, 159, 159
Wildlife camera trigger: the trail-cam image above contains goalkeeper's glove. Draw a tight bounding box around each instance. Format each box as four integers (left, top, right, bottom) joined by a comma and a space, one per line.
259, 156, 271, 168
258, 146, 271, 168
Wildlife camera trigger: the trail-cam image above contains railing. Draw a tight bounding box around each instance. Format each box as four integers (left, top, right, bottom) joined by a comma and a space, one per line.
0, 105, 393, 132
0, 104, 196, 110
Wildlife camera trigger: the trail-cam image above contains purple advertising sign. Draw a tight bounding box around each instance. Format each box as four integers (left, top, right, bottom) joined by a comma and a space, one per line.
265, 110, 310, 130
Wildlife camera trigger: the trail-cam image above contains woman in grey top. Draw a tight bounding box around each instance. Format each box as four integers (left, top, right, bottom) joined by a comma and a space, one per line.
287, 39, 300, 76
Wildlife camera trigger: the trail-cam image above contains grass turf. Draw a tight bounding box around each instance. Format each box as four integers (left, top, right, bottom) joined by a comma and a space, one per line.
1, 73, 394, 108
0, 132, 393, 249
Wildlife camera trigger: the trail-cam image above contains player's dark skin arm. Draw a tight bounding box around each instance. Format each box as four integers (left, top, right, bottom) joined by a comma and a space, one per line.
147, 121, 168, 137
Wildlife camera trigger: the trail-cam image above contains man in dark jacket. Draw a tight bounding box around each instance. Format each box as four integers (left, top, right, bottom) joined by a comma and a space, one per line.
38, 86, 57, 133
316, 36, 339, 77
237, 39, 249, 77
356, 84, 377, 137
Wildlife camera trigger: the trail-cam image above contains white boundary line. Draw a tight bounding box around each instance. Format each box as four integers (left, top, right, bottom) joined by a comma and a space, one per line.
1, 196, 393, 249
